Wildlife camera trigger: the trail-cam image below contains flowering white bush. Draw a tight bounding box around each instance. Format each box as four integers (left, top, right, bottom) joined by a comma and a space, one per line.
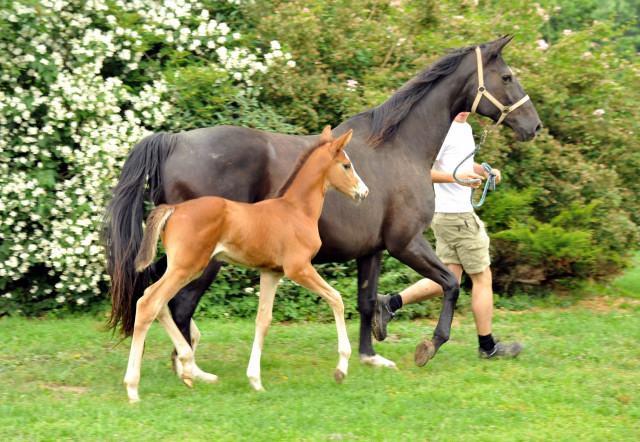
0, 0, 292, 315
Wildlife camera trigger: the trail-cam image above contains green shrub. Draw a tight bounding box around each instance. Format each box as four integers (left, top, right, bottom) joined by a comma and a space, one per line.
0, 0, 292, 316
1, 0, 638, 318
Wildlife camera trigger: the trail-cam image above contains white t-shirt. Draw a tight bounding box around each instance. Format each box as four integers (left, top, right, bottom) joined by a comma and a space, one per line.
433, 121, 475, 213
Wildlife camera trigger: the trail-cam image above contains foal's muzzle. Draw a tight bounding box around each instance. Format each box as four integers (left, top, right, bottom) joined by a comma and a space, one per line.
354, 184, 369, 202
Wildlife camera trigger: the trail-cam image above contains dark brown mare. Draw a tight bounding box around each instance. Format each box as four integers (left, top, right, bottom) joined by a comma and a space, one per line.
103, 36, 542, 382
123, 127, 368, 401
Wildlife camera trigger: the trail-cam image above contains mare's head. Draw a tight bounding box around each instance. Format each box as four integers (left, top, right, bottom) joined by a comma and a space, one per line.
320, 126, 369, 202
464, 35, 542, 141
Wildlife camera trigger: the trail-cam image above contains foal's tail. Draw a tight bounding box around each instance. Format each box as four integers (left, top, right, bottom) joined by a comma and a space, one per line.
134, 206, 175, 273
101, 132, 178, 338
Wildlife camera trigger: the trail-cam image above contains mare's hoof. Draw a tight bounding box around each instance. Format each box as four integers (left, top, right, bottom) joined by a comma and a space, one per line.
334, 369, 346, 384
182, 377, 194, 389
414, 339, 436, 367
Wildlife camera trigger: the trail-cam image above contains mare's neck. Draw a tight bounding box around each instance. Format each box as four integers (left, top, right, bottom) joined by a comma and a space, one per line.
281, 149, 329, 221
405, 82, 470, 167
392, 55, 476, 168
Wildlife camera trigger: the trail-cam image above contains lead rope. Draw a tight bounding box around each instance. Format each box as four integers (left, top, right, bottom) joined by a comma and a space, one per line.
452, 126, 496, 208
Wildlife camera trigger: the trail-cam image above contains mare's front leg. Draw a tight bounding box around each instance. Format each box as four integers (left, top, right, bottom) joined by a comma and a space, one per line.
165, 258, 223, 383
124, 269, 194, 402
387, 233, 459, 366
287, 264, 351, 383
357, 253, 397, 368
246, 270, 282, 391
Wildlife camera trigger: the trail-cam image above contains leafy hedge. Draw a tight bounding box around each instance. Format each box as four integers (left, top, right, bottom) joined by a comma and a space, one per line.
1, 0, 638, 318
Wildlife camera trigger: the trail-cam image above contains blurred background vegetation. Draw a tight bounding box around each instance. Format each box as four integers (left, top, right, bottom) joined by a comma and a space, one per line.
1, 0, 638, 319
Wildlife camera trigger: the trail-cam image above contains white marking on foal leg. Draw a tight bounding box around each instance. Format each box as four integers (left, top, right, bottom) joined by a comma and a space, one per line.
246, 271, 281, 391
156, 305, 195, 388
190, 320, 218, 383
173, 319, 219, 384
331, 292, 351, 383
359, 353, 398, 369
291, 266, 351, 384
124, 303, 155, 402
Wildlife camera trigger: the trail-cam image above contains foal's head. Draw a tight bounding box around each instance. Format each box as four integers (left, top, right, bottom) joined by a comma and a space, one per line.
320, 126, 369, 202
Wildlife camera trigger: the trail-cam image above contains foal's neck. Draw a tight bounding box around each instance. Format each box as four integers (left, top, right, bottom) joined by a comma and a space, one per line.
281, 148, 330, 221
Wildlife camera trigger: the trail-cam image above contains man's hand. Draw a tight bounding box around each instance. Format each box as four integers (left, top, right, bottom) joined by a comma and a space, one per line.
455, 171, 484, 189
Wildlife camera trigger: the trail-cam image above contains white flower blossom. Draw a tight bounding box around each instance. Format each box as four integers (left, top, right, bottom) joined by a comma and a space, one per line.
0, 0, 295, 313
535, 39, 549, 51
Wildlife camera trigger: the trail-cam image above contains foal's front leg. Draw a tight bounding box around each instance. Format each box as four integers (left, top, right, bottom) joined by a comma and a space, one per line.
246, 270, 282, 391
288, 264, 351, 383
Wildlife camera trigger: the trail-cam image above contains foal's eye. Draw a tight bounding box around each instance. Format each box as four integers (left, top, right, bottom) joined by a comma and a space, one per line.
343, 164, 351, 170
502, 75, 512, 83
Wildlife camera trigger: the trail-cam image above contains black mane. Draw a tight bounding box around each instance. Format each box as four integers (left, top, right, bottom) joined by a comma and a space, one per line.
361, 45, 476, 147
275, 137, 326, 197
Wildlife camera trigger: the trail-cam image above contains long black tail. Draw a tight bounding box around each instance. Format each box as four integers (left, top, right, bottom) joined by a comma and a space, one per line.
101, 132, 178, 338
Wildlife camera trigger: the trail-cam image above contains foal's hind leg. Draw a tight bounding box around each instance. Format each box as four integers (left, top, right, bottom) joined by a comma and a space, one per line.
156, 306, 205, 388
246, 270, 282, 391
123, 269, 194, 402
171, 319, 219, 384
167, 259, 223, 383
287, 264, 351, 383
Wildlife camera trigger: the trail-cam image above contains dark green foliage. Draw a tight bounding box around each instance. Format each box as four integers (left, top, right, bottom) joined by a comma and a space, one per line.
2, 0, 638, 317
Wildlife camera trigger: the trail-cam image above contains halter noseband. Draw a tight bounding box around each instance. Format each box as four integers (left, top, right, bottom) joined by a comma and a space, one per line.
470, 46, 530, 126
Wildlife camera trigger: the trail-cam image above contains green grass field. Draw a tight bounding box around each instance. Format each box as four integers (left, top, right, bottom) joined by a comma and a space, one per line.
1, 295, 639, 440
611, 252, 640, 298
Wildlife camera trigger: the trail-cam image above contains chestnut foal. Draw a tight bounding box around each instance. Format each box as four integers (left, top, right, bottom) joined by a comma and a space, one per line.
124, 126, 368, 402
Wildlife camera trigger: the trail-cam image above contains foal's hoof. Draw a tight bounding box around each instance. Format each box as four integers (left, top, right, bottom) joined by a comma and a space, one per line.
414, 339, 436, 367
182, 377, 194, 389
359, 353, 398, 369
334, 369, 346, 384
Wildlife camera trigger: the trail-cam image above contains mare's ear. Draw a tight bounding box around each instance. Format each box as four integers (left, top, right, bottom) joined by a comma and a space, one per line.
333, 129, 353, 152
320, 125, 333, 143
486, 34, 514, 58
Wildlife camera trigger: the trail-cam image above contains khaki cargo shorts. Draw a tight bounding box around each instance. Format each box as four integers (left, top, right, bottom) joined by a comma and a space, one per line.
431, 212, 490, 275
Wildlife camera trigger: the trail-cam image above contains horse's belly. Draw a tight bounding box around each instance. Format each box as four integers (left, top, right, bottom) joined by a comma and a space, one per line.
211, 243, 283, 273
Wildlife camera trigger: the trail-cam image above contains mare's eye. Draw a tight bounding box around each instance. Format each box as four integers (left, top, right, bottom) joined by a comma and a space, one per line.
343, 164, 351, 170
502, 75, 512, 83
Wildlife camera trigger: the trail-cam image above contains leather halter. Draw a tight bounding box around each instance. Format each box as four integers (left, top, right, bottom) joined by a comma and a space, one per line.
470, 46, 530, 126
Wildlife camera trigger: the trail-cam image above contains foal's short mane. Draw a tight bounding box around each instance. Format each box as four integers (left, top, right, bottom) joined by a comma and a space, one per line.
361, 44, 477, 147
275, 138, 326, 197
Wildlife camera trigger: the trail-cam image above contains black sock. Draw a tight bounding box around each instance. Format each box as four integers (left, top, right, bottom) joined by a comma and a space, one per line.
389, 294, 403, 312
478, 333, 495, 352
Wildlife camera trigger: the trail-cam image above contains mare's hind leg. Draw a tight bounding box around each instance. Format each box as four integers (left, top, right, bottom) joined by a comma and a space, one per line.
287, 264, 351, 383
246, 270, 282, 391
167, 259, 223, 383
387, 233, 459, 365
123, 269, 194, 402
356, 252, 396, 369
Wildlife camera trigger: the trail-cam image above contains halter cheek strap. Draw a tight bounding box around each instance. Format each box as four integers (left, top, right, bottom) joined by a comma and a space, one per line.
470, 47, 530, 126
453, 47, 530, 208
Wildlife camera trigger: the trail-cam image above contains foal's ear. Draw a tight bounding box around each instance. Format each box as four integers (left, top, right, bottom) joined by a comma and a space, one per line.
320, 125, 333, 144
486, 34, 515, 58
334, 129, 353, 151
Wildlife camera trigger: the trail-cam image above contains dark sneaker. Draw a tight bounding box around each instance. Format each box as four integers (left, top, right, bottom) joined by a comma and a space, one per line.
478, 340, 522, 359
372, 294, 395, 341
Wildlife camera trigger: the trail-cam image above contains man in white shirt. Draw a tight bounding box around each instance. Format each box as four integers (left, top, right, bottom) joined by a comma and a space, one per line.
372, 112, 522, 360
